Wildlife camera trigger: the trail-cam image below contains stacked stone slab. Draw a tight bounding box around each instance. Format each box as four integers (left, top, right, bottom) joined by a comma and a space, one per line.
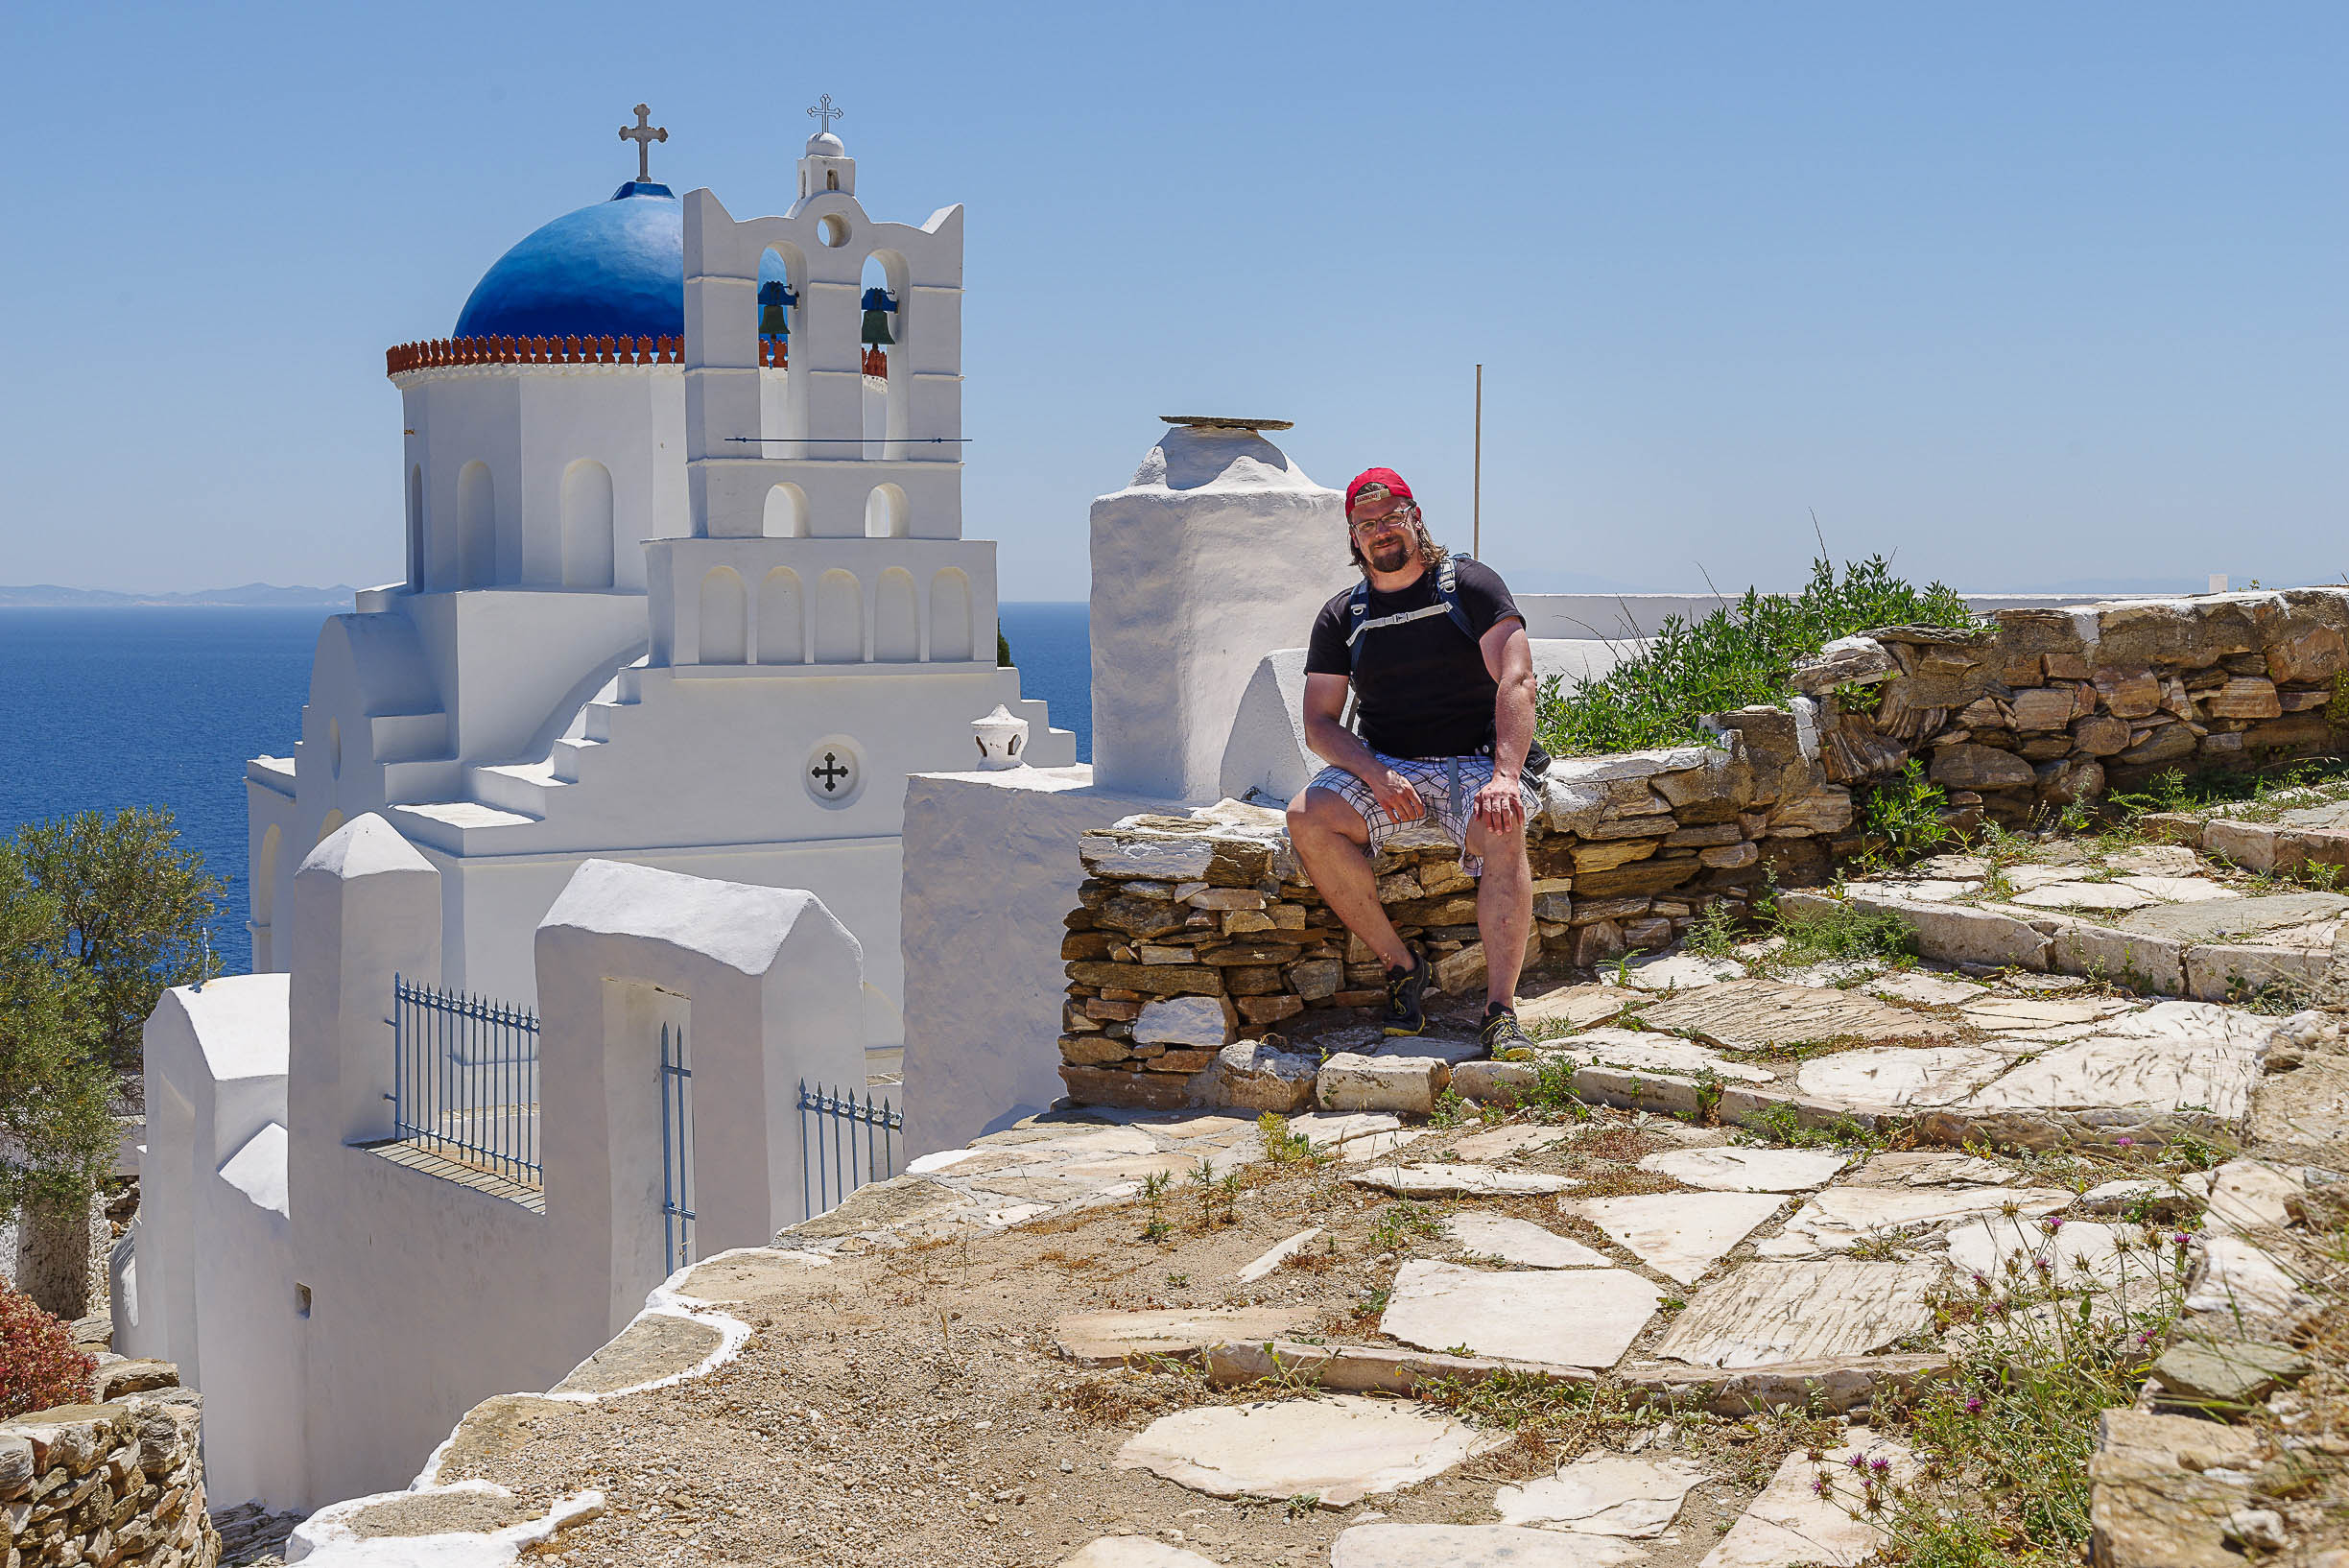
2, 1366, 217, 1568
1794, 591, 2349, 834
1058, 730, 1847, 1107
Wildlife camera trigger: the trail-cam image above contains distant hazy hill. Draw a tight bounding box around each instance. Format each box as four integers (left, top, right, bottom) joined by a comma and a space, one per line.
0, 582, 356, 608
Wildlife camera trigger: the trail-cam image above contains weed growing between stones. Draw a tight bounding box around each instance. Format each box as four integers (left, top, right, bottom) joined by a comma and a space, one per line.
1816, 1221, 2196, 1565
1365, 1200, 1444, 1252
1735, 1101, 1885, 1152
1531, 556, 1976, 754
1859, 760, 1958, 867
1256, 1112, 1323, 1167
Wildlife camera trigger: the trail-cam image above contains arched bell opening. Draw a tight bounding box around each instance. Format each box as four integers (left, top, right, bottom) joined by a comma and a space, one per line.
858, 253, 898, 454
757, 244, 808, 454
761, 482, 809, 538
863, 483, 909, 540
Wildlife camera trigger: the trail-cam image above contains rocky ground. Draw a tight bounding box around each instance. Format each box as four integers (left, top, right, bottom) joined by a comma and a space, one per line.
278, 899, 2349, 1565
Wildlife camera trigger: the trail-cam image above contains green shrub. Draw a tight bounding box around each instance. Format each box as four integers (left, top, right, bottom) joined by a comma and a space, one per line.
1862, 761, 1957, 864
1534, 556, 1975, 755
0, 1284, 94, 1419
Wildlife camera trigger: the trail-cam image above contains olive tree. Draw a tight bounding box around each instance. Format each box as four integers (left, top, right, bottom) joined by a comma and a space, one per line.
13, 808, 223, 1074
0, 850, 116, 1211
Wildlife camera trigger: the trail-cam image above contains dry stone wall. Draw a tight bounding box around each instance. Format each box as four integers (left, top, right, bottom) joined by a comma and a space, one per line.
1796, 589, 2349, 832
1060, 590, 2349, 1112
1, 1365, 216, 1568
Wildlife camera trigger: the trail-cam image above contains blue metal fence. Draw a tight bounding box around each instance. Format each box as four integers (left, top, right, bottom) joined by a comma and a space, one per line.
798, 1081, 902, 1220
388, 975, 541, 1186
660, 1022, 697, 1274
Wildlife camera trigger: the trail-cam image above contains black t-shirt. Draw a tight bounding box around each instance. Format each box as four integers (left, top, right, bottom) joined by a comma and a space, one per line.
1304, 557, 1539, 764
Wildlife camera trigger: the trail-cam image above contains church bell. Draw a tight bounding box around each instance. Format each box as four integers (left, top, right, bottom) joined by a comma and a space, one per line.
859, 286, 897, 346
758, 279, 796, 339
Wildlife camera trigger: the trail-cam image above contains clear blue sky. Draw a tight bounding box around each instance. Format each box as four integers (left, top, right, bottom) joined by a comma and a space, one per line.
3, 2, 2341, 598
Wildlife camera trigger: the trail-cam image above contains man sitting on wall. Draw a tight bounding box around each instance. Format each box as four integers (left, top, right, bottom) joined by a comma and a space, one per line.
1286, 467, 1546, 1055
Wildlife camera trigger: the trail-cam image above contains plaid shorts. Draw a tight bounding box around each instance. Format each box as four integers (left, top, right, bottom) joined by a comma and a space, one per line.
1306, 753, 1540, 877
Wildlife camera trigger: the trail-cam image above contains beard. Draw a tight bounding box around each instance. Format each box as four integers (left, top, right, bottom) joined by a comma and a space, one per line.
1366, 535, 1414, 573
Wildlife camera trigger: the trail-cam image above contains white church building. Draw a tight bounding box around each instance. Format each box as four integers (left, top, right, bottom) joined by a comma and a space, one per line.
242, 107, 1069, 1047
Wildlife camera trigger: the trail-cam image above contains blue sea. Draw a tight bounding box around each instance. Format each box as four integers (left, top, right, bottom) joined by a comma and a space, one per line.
0, 603, 1095, 976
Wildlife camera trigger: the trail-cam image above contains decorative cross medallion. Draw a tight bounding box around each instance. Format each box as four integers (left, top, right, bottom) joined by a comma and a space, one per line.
811, 751, 850, 794
620, 104, 668, 182
807, 94, 844, 137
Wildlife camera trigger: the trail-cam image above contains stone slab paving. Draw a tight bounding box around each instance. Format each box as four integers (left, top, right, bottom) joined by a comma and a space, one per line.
1549, 1029, 1777, 1084
1699, 1437, 1913, 1567
1634, 1146, 1851, 1192
1330, 1523, 1647, 1567
1760, 1181, 2071, 1257
1055, 1308, 1317, 1365
1348, 1164, 1582, 1198
1944, 1214, 2129, 1290
1442, 1212, 1612, 1269
1234, 1227, 1323, 1282
1636, 979, 1958, 1051
1449, 1125, 1572, 1161
1059, 1537, 1222, 1568
1865, 971, 1986, 1007
1653, 1262, 1939, 1368
1492, 1452, 1713, 1536
1112, 1395, 1507, 1507
1381, 1261, 1665, 1367
1568, 1192, 1788, 1285
1842, 1150, 2016, 1186
1795, 1045, 2011, 1110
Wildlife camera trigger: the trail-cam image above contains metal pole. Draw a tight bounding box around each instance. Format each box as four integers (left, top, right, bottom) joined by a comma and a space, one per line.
1472, 363, 1483, 559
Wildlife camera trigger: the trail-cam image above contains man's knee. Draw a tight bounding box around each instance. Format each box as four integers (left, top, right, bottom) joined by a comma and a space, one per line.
1465, 815, 1530, 867
1288, 787, 1365, 844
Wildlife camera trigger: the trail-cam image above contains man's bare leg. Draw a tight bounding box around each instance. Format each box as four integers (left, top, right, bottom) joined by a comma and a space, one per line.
1286, 788, 1413, 971
1465, 814, 1533, 1009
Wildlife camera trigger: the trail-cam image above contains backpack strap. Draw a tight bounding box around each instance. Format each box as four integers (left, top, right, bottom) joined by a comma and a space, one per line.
1344, 558, 1481, 673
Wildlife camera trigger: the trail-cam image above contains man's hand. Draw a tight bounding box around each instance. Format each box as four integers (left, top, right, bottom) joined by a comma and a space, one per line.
1369, 768, 1427, 823
1474, 770, 1526, 832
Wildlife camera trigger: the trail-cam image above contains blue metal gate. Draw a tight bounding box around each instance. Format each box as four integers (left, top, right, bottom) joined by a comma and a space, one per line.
798, 1081, 901, 1219
659, 1021, 696, 1273
388, 975, 540, 1186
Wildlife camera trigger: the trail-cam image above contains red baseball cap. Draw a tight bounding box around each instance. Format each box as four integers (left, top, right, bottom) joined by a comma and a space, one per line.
1345, 467, 1414, 515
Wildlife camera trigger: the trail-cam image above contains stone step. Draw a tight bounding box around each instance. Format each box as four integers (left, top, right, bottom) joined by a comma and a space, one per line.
467, 760, 566, 817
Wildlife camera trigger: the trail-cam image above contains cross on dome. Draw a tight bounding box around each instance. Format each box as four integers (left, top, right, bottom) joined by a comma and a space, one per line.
620, 104, 668, 183
807, 94, 843, 133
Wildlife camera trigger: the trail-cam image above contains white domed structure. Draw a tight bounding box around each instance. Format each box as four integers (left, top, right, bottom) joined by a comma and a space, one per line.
245, 110, 1071, 1042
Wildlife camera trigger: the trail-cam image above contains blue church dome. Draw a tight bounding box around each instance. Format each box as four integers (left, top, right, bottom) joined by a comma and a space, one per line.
455, 181, 685, 340
452, 181, 795, 343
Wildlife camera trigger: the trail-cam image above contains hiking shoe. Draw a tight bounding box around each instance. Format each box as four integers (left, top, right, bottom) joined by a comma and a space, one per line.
1381, 947, 1429, 1036
1480, 1004, 1534, 1060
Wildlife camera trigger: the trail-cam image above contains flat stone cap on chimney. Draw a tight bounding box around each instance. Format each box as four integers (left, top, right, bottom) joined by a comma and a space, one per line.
1159, 416, 1294, 432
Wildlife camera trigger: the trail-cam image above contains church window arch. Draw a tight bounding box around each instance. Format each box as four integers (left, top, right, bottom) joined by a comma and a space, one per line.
699, 567, 748, 664
315, 809, 345, 848
756, 568, 804, 664
863, 483, 909, 539
457, 462, 496, 588
874, 568, 918, 662
815, 569, 863, 664
762, 483, 808, 538
929, 568, 974, 662
560, 460, 616, 588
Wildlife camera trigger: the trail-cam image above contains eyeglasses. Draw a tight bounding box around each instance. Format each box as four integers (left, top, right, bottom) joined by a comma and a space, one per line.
1350, 506, 1415, 536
